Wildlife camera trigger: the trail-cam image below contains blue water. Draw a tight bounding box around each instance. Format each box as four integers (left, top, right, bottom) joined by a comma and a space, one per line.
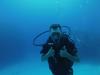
0, 0, 100, 75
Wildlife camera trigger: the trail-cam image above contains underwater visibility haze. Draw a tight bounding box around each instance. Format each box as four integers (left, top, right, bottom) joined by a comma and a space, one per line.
0, 0, 100, 75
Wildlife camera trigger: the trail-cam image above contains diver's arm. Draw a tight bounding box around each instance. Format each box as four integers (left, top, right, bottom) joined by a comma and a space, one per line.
60, 49, 80, 62
64, 51, 79, 62
63, 36, 80, 63
41, 47, 54, 62
69, 53, 80, 63
41, 54, 50, 62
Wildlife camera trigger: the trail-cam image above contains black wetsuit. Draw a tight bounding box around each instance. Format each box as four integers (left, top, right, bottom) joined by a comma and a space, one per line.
40, 34, 77, 75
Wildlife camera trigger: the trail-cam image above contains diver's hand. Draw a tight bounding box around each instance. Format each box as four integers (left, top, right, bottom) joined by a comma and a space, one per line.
60, 47, 68, 58
41, 47, 55, 61
60, 46, 68, 57
60, 46, 80, 62
46, 47, 55, 57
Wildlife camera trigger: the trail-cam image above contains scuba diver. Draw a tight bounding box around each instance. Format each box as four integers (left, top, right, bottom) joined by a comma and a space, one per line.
34, 24, 79, 75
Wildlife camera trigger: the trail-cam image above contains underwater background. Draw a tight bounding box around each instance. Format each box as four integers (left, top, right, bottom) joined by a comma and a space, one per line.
0, 0, 100, 75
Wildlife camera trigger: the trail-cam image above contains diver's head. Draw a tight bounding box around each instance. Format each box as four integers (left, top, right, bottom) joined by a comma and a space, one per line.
49, 24, 62, 40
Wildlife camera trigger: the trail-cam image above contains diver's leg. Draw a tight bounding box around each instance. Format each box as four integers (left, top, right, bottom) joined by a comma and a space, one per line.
66, 68, 73, 75
49, 64, 61, 75
48, 62, 73, 75
50, 67, 73, 75
51, 65, 67, 75
58, 66, 73, 75
48, 63, 56, 75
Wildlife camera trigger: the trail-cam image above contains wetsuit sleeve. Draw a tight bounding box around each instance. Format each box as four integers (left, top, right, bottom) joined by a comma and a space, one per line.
40, 38, 51, 55
64, 36, 78, 56
40, 43, 50, 55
